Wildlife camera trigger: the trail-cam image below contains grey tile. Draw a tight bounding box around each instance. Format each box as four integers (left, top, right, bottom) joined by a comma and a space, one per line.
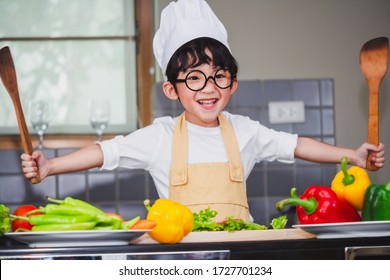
320, 79, 334, 106
88, 172, 116, 201
246, 168, 265, 197
91, 202, 118, 215
323, 164, 338, 185
296, 166, 323, 187
292, 79, 320, 106
322, 109, 335, 135
264, 80, 291, 102
248, 197, 268, 225
267, 168, 294, 196
118, 202, 148, 220
0, 149, 23, 173
292, 109, 321, 136
58, 173, 87, 200
0, 175, 29, 203
29, 176, 57, 203
118, 170, 147, 200
234, 80, 264, 108
145, 173, 159, 200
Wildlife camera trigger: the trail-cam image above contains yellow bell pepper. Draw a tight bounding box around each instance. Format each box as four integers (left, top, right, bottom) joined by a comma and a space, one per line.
144, 199, 193, 244
331, 156, 371, 210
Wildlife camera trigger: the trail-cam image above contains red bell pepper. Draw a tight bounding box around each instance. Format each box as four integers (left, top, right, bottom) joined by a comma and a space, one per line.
276, 186, 361, 224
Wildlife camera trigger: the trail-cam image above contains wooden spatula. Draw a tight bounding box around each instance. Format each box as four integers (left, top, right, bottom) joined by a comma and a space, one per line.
0, 46, 40, 183
359, 37, 389, 171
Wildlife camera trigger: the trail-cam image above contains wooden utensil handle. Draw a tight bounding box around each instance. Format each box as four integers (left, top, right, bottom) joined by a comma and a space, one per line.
12, 98, 41, 184
366, 152, 378, 171
366, 79, 380, 171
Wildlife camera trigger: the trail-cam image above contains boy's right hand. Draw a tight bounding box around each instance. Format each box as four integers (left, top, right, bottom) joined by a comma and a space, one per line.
20, 150, 49, 184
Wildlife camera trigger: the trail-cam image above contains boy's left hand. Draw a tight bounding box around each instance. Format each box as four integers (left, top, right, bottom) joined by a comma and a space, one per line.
355, 142, 385, 169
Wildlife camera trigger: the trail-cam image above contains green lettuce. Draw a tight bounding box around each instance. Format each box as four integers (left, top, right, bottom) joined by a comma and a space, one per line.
0, 204, 11, 234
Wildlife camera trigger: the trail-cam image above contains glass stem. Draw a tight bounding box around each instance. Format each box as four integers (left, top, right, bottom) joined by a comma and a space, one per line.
38, 133, 44, 149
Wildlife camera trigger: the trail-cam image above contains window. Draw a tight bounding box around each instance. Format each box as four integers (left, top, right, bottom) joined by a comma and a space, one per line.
0, 0, 140, 137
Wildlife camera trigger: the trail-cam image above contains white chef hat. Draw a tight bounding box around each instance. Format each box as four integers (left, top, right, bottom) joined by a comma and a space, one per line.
153, 0, 231, 78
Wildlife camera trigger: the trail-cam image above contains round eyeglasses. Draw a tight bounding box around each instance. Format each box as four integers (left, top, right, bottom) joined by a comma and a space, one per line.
173, 69, 234, 91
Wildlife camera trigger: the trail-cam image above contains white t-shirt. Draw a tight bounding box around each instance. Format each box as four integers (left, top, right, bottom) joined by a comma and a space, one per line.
99, 111, 298, 199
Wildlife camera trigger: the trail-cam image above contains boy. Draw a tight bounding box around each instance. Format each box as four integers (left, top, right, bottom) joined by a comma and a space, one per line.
21, 0, 385, 222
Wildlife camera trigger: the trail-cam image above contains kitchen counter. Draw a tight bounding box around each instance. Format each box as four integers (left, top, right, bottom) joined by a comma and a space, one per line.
1, 229, 390, 260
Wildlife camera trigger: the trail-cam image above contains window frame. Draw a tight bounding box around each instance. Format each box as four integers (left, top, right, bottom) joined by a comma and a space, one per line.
0, 0, 154, 149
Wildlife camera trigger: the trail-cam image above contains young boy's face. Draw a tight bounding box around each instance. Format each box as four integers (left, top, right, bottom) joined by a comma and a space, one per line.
163, 50, 238, 127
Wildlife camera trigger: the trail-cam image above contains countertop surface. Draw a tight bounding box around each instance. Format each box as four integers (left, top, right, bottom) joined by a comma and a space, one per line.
1, 228, 390, 260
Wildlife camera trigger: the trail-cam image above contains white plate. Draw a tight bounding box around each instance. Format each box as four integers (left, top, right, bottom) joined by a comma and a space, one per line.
3, 229, 150, 248
293, 221, 390, 239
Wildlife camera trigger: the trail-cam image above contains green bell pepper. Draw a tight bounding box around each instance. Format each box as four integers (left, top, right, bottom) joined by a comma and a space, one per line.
362, 182, 390, 221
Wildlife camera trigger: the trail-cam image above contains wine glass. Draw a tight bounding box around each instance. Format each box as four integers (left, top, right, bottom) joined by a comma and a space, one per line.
89, 99, 110, 141
30, 100, 50, 149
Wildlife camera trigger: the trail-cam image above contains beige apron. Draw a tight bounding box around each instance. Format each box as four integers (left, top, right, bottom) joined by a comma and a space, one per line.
168, 112, 250, 222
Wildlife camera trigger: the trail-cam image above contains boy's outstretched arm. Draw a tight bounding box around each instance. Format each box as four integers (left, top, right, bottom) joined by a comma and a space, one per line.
21, 144, 104, 184
294, 137, 385, 169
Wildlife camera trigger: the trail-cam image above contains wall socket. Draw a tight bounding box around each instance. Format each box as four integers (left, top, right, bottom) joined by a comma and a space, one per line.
268, 101, 305, 124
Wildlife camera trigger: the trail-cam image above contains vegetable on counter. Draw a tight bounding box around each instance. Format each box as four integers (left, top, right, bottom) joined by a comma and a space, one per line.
130, 219, 157, 230
192, 207, 285, 231
331, 156, 371, 210
144, 199, 193, 244
362, 182, 390, 221
10, 196, 141, 231
276, 186, 361, 224
11, 205, 38, 232
270, 215, 288, 230
29, 222, 97, 231
0, 204, 11, 234
46, 196, 106, 215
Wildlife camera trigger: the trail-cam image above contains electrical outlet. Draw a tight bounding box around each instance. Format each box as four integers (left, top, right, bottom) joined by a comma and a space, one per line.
268, 101, 305, 124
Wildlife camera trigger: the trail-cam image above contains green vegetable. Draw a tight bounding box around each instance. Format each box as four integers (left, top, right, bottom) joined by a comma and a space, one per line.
362, 182, 390, 221
0, 204, 11, 234
192, 208, 221, 231
270, 215, 288, 229
192, 208, 267, 232
32, 222, 97, 231
46, 196, 105, 215
120, 216, 141, 230
221, 216, 267, 232
30, 204, 118, 226
10, 214, 96, 225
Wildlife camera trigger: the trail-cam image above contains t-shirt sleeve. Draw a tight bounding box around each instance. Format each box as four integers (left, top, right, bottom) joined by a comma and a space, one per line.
255, 124, 298, 163
98, 123, 164, 170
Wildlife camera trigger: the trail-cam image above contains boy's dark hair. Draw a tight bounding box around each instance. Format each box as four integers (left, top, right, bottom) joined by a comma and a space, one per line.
166, 37, 238, 83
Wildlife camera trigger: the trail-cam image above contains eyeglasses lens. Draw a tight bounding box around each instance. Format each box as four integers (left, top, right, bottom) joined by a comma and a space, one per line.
185, 69, 232, 91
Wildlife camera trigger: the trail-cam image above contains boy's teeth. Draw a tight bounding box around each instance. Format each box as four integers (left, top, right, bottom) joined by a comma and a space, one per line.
199, 99, 217, 104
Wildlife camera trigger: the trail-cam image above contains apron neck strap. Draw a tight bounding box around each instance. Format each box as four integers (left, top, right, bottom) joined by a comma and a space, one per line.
170, 113, 244, 186
218, 113, 244, 182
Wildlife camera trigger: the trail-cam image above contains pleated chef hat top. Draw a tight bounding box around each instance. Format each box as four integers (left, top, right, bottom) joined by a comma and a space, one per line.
153, 0, 231, 78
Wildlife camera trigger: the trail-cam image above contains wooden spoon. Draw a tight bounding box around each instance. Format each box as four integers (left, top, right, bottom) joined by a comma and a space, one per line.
359, 37, 389, 171
0, 46, 40, 183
